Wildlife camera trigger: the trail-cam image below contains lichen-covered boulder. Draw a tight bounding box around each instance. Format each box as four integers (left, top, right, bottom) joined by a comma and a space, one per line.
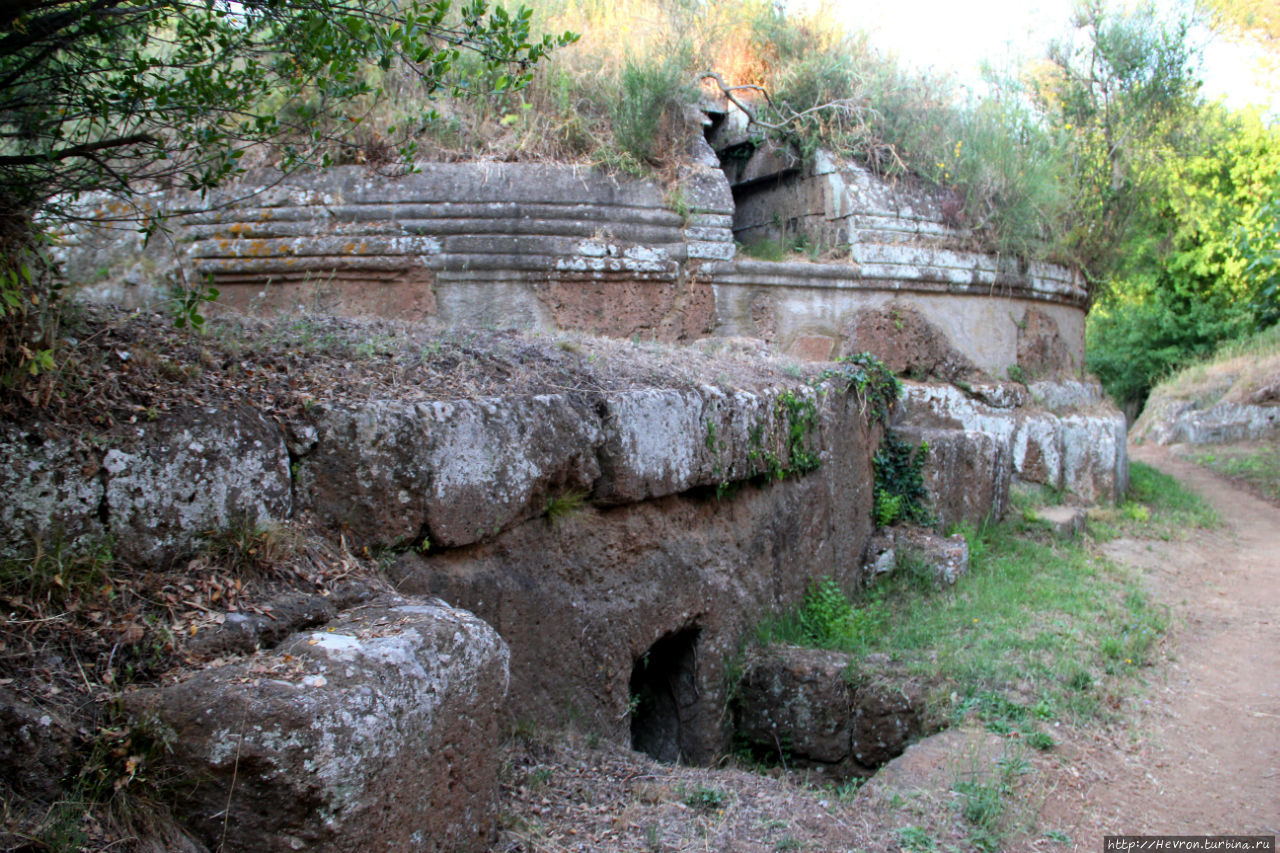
102, 406, 292, 565
125, 596, 509, 853
2, 407, 291, 565
0, 427, 104, 558
1133, 398, 1280, 445
0, 686, 79, 800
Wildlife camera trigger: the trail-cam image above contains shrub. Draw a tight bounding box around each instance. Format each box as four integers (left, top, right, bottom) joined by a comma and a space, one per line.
612, 52, 697, 168
872, 431, 932, 527
798, 576, 856, 645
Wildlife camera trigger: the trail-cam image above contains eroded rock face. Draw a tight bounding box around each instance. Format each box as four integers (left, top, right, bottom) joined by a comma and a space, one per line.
125, 596, 509, 853
841, 302, 977, 381
70, 163, 736, 344
1017, 308, 1073, 377
389, 387, 879, 762
735, 646, 928, 775
1133, 398, 1280, 445
897, 380, 1128, 523
1, 407, 291, 565
297, 383, 832, 552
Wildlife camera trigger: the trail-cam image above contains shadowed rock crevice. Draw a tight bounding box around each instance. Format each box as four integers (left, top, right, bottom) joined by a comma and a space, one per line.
630, 626, 702, 763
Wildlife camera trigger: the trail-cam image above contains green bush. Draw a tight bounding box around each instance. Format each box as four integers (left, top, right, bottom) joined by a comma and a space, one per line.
612, 52, 696, 168
757, 576, 885, 652
798, 577, 856, 645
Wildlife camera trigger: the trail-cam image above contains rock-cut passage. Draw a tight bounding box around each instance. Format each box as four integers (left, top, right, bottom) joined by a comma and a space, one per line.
630, 627, 701, 763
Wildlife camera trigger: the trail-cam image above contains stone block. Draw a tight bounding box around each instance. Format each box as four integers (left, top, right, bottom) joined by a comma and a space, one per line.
1013, 413, 1064, 489
0, 427, 104, 557
125, 596, 509, 853
299, 395, 603, 549
735, 646, 927, 773
294, 401, 433, 549
421, 395, 603, 547
897, 426, 1011, 529
737, 646, 854, 764
102, 406, 292, 566
894, 526, 969, 585
1061, 412, 1127, 504
1035, 505, 1086, 538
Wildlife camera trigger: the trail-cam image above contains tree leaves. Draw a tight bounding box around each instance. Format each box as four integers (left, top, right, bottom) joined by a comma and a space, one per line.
0, 0, 576, 215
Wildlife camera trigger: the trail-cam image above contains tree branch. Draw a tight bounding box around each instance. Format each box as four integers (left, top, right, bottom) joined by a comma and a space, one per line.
0, 132, 156, 167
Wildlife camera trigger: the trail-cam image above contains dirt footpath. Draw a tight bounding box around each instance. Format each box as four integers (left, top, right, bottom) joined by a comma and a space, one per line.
1041, 444, 1280, 844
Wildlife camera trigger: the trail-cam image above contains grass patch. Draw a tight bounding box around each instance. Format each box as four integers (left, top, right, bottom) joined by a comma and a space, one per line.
0, 536, 115, 611
759, 467, 1195, 735
894, 825, 936, 852
678, 783, 728, 812
756, 576, 886, 653
1088, 460, 1220, 541
860, 519, 1162, 724
200, 520, 303, 575
946, 743, 1040, 852
1192, 444, 1280, 505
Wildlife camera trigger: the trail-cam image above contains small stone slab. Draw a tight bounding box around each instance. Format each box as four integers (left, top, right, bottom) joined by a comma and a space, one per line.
1035, 505, 1086, 538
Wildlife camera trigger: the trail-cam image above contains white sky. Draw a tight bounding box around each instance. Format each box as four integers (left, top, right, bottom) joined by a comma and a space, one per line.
830, 0, 1278, 114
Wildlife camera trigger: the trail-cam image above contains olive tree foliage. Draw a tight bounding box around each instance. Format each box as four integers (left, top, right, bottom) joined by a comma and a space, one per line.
1, 0, 573, 213
1036, 0, 1203, 287
0, 0, 574, 384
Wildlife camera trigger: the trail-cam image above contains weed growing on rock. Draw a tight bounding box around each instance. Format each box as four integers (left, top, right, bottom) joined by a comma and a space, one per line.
951, 744, 1034, 852
25, 706, 188, 853
813, 352, 902, 426
757, 576, 885, 652
545, 490, 588, 524
776, 390, 820, 476
798, 576, 854, 645
0, 535, 115, 611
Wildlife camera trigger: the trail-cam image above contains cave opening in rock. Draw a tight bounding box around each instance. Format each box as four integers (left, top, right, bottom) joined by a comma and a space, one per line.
629, 627, 701, 763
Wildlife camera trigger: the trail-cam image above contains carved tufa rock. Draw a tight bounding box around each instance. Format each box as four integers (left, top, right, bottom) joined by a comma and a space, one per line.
735, 646, 929, 775
125, 596, 509, 853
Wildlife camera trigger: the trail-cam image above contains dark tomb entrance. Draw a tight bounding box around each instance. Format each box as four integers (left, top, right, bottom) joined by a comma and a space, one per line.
629, 627, 701, 763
